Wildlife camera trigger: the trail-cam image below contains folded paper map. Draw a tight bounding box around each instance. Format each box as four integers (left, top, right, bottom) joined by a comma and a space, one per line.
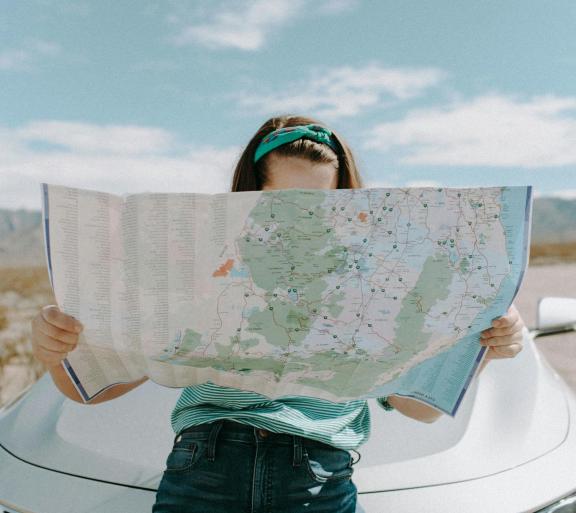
41, 183, 532, 415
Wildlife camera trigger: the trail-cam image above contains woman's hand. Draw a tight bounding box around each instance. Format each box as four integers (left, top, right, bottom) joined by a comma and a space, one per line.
388, 305, 525, 421
31, 305, 83, 369
478, 304, 525, 371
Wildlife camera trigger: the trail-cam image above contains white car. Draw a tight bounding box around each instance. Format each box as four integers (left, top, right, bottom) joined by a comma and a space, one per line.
1, 298, 575, 513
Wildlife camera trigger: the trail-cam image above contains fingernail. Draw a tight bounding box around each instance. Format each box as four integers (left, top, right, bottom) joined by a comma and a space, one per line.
75, 324, 83, 332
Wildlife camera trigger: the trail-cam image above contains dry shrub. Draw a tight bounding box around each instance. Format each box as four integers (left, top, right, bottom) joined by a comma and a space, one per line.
530, 242, 576, 265
0, 266, 54, 406
0, 266, 54, 298
0, 304, 7, 331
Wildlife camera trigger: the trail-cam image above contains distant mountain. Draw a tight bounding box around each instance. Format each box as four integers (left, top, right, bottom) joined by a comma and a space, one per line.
0, 197, 575, 267
0, 209, 44, 267
531, 197, 576, 244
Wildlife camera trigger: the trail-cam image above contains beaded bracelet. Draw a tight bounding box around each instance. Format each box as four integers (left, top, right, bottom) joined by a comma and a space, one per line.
377, 396, 395, 411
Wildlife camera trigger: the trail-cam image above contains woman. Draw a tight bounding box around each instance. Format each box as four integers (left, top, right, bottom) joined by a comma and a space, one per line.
30, 114, 525, 512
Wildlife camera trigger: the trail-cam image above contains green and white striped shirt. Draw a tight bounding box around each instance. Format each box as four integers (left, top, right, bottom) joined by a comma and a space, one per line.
171, 381, 392, 451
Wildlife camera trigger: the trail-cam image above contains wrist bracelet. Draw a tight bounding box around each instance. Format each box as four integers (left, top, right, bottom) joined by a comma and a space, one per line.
377, 396, 395, 411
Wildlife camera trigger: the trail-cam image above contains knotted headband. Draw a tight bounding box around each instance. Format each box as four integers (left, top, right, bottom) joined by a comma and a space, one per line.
253, 124, 339, 163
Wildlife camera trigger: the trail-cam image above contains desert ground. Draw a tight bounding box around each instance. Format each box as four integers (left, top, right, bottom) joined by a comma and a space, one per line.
0, 264, 575, 407
0, 267, 52, 406
514, 263, 576, 390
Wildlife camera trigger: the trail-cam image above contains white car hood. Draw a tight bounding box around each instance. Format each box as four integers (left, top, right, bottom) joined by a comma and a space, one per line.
357, 335, 570, 492
0, 333, 570, 493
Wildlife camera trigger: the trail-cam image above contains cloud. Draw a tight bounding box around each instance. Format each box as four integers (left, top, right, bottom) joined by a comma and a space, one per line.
363, 179, 394, 189
363, 93, 576, 167
234, 63, 445, 119
169, 0, 360, 51
171, 0, 306, 51
364, 179, 446, 190
544, 189, 576, 199
0, 39, 61, 71
404, 180, 443, 188
0, 122, 242, 209
16, 121, 178, 155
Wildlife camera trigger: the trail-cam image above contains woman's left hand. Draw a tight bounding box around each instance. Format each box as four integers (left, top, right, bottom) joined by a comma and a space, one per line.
479, 304, 525, 363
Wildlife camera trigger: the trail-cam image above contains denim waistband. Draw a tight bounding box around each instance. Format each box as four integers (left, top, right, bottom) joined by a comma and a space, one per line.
175, 419, 362, 466
176, 419, 340, 450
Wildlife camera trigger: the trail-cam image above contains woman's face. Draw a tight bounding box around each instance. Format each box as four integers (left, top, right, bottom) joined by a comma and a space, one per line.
261, 154, 338, 191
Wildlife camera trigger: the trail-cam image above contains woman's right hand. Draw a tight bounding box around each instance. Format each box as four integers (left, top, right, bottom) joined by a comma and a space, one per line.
31, 305, 83, 369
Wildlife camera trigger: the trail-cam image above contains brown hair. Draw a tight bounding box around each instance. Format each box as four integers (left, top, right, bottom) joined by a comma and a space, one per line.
230, 114, 365, 192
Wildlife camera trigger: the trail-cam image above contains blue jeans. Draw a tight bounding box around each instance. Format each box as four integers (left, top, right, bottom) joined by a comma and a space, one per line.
152, 419, 359, 512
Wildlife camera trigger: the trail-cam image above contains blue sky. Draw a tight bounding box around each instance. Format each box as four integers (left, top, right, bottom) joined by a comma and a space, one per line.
1, 0, 575, 209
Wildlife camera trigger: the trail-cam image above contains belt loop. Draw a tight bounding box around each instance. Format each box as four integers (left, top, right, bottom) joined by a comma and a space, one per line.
292, 434, 303, 467
350, 448, 362, 466
206, 420, 225, 462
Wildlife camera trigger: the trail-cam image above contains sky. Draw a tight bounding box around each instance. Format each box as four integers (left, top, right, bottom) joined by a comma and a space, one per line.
1, 0, 575, 209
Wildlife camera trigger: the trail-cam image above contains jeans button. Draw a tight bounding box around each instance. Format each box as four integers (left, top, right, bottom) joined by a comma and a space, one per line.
257, 428, 269, 438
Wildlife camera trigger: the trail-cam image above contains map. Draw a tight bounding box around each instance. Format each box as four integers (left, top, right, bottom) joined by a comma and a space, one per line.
147, 186, 531, 403
41, 183, 531, 410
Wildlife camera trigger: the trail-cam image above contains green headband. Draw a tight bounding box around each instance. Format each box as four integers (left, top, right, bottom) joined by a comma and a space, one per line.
254, 124, 339, 163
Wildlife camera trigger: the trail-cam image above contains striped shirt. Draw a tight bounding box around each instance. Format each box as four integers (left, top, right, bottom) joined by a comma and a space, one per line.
170, 381, 392, 451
